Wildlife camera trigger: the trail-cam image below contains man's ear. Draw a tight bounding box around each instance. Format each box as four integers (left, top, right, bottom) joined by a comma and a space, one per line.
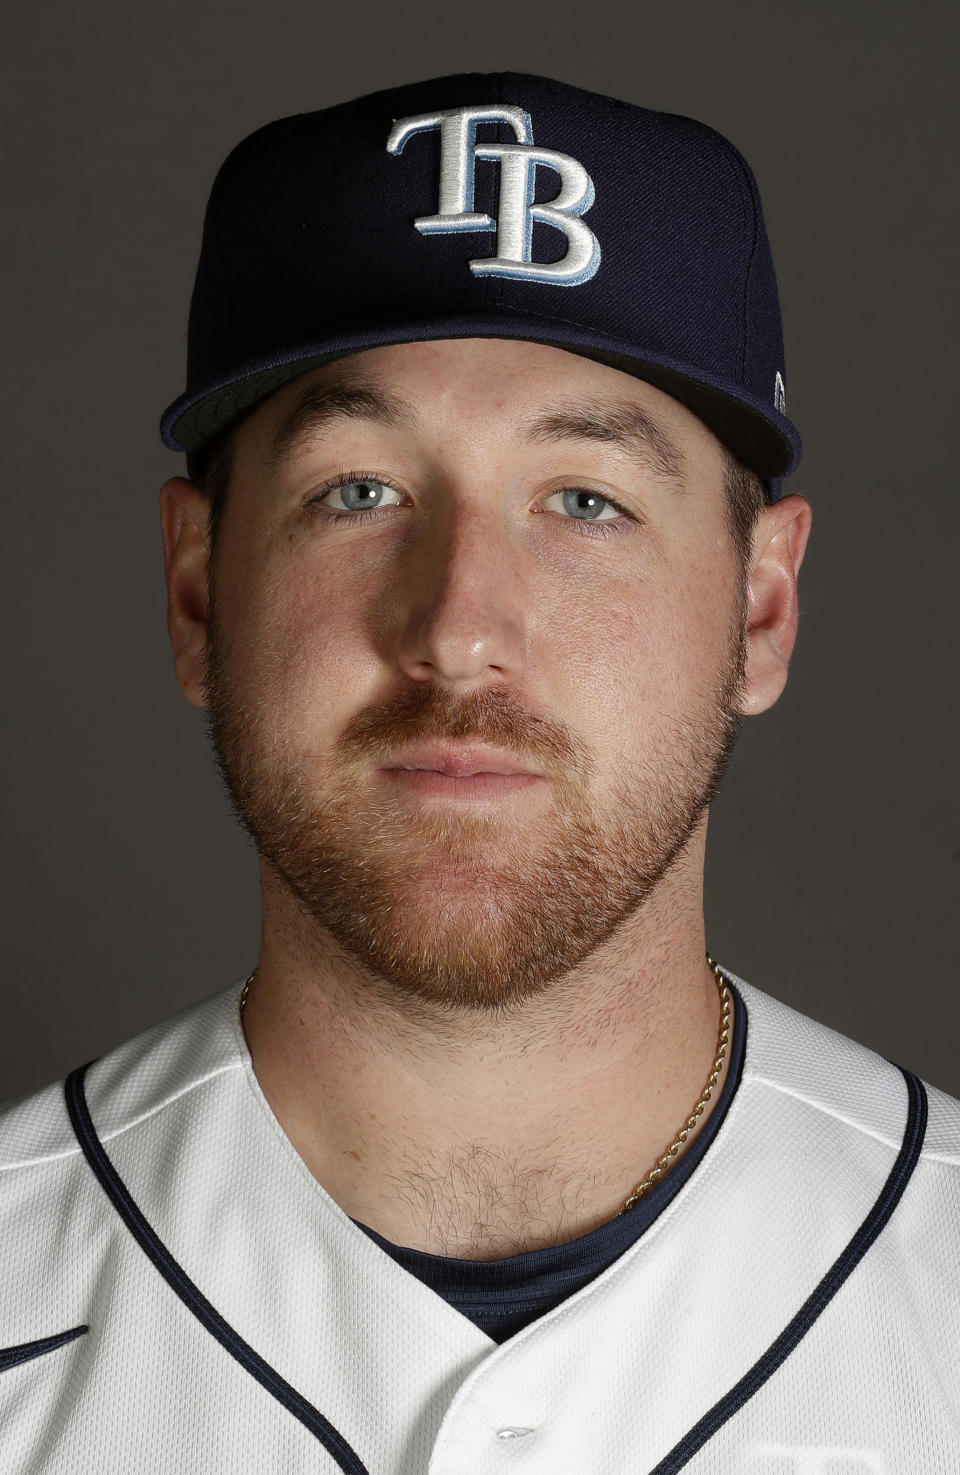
740, 493, 813, 717
159, 477, 212, 709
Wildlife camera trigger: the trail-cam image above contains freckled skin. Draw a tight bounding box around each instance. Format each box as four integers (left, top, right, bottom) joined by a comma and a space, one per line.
160, 338, 811, 1257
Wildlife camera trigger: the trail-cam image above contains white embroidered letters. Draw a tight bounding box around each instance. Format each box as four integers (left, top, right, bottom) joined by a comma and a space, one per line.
386, 105, 601, 286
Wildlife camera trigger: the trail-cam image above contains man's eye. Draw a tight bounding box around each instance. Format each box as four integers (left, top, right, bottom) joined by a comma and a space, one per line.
542, 487, 626, 523
313, 478, 403, 514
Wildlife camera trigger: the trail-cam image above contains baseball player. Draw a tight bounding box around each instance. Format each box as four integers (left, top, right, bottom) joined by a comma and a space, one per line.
2, 72, 958, 1474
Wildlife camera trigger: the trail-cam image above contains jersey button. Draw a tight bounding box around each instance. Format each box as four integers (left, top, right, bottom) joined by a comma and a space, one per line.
495, 1427, 536, 1440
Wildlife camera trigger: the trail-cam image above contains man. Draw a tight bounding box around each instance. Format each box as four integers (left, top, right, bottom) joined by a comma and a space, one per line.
1, 72, 957, 1474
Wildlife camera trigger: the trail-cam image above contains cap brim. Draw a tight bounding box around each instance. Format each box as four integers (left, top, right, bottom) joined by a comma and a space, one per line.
160, 316, 801, 482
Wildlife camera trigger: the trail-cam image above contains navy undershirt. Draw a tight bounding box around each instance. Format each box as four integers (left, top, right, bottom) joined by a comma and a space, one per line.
352, 976, 746, 1343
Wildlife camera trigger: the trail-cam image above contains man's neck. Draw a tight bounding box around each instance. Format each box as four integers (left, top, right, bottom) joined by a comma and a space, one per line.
241, 868, 728, 1260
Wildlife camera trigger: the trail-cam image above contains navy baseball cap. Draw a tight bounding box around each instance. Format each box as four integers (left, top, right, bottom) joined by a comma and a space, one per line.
160, 72, 801, 498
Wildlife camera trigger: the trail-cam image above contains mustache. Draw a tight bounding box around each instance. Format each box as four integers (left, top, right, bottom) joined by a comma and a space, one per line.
326, 684, 580, 777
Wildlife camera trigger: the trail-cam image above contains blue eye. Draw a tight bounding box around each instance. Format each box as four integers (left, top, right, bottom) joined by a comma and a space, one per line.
542, 487, 625, 525
315, 478, 403, 513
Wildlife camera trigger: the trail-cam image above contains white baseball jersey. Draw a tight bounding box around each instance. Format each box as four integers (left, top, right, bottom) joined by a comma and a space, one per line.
2, 966, 958, 1473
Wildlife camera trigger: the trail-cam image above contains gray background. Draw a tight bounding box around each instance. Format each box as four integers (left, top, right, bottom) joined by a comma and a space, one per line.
2, 1, 956, 1102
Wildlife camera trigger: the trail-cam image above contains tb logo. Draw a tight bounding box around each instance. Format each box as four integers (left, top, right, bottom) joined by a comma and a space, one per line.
386, 104, 601, 286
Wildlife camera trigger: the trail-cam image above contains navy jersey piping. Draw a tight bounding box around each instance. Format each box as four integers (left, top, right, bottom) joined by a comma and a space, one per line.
648, 1063, 928, 1474
64, 1063, 370, 1475
63, 1057, 926, 1473
0, 1325, 88, 1372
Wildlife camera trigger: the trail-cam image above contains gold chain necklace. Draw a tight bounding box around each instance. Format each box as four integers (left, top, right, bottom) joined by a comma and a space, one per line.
616, 955, 730, 1214
238, 954, 731, 1219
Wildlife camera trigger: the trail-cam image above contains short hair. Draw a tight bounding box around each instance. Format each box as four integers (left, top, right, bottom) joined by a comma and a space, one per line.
193, 416, 769, 573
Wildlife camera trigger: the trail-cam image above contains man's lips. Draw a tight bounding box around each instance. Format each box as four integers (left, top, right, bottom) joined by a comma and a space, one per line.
381, 744, 542, 778
383, 769, 542, 799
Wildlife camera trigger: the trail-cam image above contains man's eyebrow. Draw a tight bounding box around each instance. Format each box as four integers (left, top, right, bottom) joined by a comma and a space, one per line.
264, 382, 687, 487
264, 381, 418, 474
522, 399, 687, 486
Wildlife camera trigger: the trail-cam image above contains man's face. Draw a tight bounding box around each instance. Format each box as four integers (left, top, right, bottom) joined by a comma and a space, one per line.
200, 339, 748, 1013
